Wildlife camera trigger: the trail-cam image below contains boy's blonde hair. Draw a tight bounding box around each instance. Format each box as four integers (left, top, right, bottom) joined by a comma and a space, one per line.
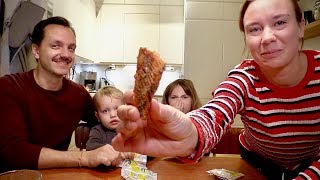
93, 86, 123, 108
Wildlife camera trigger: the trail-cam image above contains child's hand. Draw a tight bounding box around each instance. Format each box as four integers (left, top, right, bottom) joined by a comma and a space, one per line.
172, 99, 185, 113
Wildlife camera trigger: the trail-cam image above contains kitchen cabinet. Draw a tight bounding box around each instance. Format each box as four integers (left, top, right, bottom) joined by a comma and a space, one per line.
124, 14, 160, 63
184, 0, 244, 127
97, 5, 125, 63
125, 0, 184, 5
304, 20, 320, 40
53, 0, 97, 61
159, 6, 184, 64
184, 0, 244, 103
97, 4, 160, 63
97, 3, 184, 64
53, 0, 184, 64
125, 0, 159, 5
298, 0, 320, 39
184, 20, 224, 102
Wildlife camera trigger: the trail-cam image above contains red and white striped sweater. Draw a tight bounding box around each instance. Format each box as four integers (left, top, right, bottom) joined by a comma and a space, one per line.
188, 50, 320, 179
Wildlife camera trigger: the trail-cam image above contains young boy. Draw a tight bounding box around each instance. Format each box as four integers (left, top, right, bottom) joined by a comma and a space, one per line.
86, 86, 133, 162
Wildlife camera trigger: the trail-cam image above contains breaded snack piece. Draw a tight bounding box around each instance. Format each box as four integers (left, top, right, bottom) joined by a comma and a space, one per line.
133, 48, 166, 120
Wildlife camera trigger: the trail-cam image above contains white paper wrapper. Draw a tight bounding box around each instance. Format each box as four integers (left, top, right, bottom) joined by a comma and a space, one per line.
120, 153, 157, 180
206, 168, 244, 180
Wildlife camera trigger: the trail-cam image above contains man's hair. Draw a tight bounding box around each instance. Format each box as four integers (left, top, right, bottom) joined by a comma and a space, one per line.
30, 16, 75, 46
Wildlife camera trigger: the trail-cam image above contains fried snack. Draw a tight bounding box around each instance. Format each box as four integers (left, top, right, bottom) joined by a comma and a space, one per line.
134, 48, 166, 120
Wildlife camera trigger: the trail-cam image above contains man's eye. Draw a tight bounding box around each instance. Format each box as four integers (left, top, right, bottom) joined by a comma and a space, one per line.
52, 44, 59, 49
69, 47, 76, 53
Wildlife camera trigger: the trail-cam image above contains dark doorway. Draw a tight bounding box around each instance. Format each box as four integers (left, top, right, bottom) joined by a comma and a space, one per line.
0, 0, 4, 36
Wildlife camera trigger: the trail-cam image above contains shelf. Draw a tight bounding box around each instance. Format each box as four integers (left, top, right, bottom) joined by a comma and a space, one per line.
304, 20, 320, 40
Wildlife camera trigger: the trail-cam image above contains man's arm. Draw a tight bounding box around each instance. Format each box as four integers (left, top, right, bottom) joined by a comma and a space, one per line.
39, 144, 124, 168
0, 87, 42, 170
38, 148, 83, 168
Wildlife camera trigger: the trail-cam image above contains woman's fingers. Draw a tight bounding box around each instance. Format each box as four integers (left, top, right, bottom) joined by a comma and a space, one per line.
123, 90, 135, 105
117, 106, 140, 135
172, 99, 184, 112
112, 131, 129, 151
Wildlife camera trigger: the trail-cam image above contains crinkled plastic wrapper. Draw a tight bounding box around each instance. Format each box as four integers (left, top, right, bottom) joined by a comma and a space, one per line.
120, 154, 157, 180
206, 168, 244, 180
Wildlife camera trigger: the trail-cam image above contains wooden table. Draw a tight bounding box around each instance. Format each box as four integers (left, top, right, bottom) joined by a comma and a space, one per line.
39, 156, 266, 180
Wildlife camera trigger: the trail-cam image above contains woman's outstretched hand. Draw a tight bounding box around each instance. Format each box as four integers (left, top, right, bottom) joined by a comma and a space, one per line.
112, 90, 198, 157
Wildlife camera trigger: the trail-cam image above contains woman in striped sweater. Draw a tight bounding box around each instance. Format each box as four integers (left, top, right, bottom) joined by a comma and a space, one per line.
112, 0, 320, 179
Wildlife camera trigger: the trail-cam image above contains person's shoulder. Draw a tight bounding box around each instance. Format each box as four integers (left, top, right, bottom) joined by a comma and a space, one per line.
303, 49, 320, 59
91, 124, 109, 133
89, 124, 104, 135
92, 124, 116, 133
0, 71, 31, 83
227, 59, 258, 76
234, 59, 257, 70
0, 71, 32, 93
91, 124, 103, 130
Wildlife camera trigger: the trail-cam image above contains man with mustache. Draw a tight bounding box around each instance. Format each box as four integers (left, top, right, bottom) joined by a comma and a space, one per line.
0, 16, 130, 172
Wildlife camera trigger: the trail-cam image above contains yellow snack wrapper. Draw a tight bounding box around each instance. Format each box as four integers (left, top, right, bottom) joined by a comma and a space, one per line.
120, 153, 157, 180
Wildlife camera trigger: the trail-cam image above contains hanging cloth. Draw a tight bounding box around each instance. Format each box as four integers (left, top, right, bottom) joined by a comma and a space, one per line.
0, 0, 45, 76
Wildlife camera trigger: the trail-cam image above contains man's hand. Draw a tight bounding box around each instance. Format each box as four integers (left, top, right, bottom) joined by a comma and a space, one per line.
83, 144, 122, 167
120, 152, 135, 160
